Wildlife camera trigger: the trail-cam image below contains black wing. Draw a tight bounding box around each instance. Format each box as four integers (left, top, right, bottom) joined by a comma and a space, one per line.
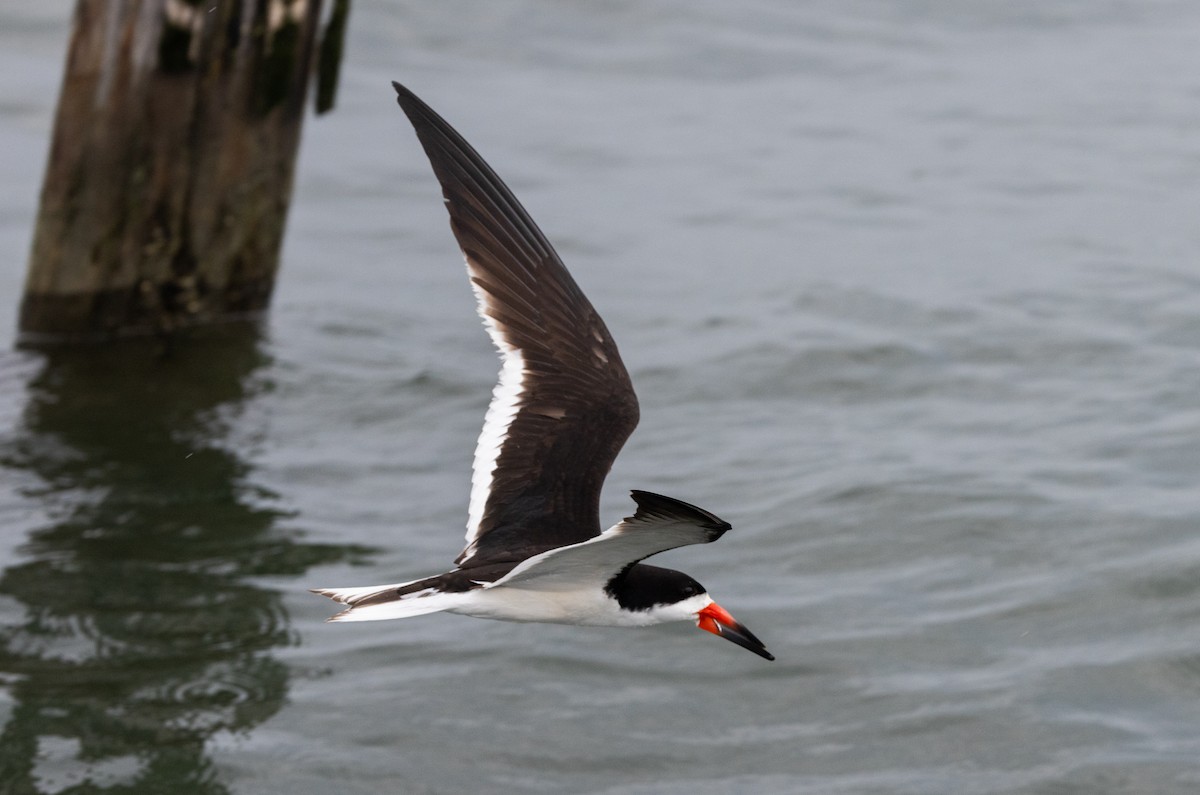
392, 82, 640, 566
486, 491, 732, 591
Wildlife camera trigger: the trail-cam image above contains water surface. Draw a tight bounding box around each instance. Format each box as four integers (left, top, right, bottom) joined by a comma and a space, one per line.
2, 1, 1200, 793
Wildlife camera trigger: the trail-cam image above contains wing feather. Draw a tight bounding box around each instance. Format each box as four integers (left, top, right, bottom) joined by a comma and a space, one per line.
392, 83, 640, 565
486, 491, 731, 591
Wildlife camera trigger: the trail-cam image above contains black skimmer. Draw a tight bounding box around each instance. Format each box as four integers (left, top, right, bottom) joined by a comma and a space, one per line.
312, 83, 774, 662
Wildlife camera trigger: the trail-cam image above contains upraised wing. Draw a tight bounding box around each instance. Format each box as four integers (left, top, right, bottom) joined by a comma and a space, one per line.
392, 83, 640, 566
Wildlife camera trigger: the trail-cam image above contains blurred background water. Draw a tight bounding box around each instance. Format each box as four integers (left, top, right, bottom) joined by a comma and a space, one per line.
2, 1, 1200, 793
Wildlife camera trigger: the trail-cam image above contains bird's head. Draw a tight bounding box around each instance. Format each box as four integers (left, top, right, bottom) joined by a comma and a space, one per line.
614, 566, 774, 661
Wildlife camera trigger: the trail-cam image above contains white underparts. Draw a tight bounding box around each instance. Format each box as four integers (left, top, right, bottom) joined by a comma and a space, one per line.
319, 583, 714, 627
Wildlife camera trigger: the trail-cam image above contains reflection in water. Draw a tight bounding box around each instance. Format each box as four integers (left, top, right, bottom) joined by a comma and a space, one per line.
0, 329, 363, 794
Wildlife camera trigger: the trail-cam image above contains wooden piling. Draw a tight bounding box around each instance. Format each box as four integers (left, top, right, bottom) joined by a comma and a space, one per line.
20, 0, 336, 342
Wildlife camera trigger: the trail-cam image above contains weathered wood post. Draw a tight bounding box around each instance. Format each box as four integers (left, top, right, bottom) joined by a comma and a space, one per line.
20, 0, 345, 341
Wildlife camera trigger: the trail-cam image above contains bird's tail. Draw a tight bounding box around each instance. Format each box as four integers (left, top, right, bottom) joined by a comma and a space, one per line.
310, 579, 468, 623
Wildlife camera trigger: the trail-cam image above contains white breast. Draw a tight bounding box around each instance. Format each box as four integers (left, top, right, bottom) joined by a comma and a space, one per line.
449, 587, 712, 628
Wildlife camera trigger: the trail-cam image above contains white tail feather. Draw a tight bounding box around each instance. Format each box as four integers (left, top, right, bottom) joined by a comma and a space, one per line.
310, 582, 414, 606
312, 583, 472, 623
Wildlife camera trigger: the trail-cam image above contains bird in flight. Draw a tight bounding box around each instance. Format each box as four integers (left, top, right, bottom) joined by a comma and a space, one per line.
312, 83, 773, 661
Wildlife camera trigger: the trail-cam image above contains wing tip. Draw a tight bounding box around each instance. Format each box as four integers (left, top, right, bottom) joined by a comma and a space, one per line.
628, 490, 732, 534
392, 81, 427, 119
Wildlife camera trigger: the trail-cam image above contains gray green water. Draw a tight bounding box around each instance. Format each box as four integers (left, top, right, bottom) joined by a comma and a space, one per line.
2, 2, 1200, 793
